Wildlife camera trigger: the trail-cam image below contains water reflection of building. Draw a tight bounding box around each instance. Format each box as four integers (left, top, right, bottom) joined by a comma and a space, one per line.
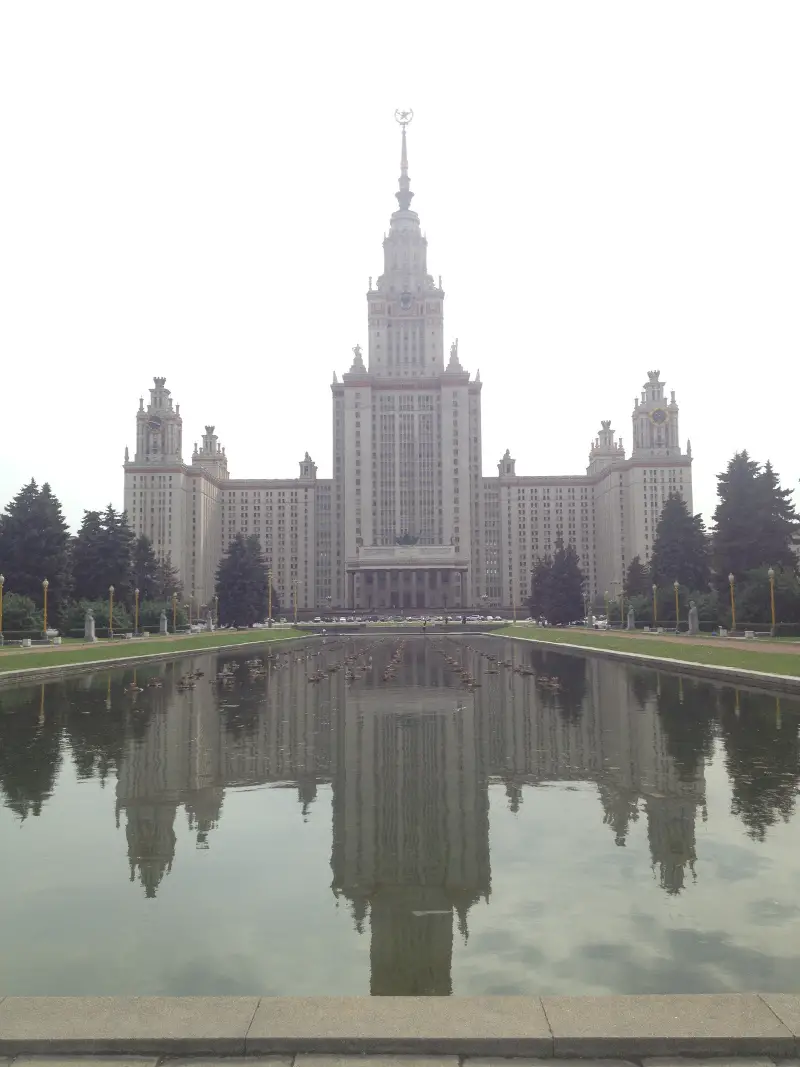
114, 635, 705, 977
472, 640, 705, 894
115, 652, 331, 896
329, 641, 491, 994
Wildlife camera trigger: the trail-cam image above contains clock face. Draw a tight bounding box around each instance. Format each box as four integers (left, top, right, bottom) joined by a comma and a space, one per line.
148, 417, 162, 431
399, 291, 413, 311
650, 408, 668, 425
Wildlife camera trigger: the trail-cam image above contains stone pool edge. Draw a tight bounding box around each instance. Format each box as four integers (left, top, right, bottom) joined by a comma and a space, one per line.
0, 995, 798, 1057
501, 632, 800, 693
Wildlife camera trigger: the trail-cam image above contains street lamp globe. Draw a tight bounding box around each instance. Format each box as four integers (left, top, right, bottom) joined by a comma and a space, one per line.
768, 567, 775, 580
728, 573, 734, 585
673, 580, 679, 591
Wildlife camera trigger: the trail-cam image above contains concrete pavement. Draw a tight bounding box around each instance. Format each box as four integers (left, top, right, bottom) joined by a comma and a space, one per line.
2, 996, 800, 1058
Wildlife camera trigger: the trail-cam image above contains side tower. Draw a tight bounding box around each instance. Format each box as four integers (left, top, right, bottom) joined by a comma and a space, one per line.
627, 370, 693, 569
124, 377, 189, 582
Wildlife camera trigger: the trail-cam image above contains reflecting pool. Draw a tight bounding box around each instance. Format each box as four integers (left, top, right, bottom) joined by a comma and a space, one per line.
1, 636, 799, 995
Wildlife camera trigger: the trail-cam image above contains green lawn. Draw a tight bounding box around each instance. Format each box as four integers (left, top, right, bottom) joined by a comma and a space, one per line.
498, 625, 800, 677
0, 629, 299, 674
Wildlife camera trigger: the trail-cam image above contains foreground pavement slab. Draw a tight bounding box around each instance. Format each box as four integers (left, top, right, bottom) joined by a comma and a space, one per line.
0, 999, 260, 1056
163, 1060, 290, 1067
246, 998, 552, 1055
467, 1060, 636, 1067
14, 1060, 159, 1067
761, 996, 800, 1047
541, 994, 794, 1058
643, 1059, 778, 1067
296, 1058, 458, 1067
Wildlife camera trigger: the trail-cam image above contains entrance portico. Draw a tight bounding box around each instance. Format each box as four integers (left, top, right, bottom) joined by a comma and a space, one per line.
346, 545, 468, 612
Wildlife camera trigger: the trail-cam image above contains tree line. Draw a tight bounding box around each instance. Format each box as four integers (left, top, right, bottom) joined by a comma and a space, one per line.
0, 480, 184, 635
530, 452, 800, 631
0, 479, 282, 635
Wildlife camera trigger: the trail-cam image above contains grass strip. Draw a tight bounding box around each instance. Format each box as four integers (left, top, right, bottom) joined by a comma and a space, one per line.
0, 629, 298, 674
498, 625, 800, 677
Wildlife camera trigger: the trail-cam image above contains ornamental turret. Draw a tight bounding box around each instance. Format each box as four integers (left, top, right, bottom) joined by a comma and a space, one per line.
133, 377, 183, 464
632, 370, 682, 456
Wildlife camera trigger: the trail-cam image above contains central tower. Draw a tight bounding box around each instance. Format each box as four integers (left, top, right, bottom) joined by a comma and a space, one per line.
331, 112, 484, 611
367, 112, 445, 378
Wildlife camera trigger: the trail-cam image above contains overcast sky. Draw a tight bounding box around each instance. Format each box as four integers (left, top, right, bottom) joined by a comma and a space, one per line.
1, 1, 797, 532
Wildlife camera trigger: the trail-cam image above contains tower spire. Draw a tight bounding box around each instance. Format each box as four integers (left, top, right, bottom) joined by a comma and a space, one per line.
394, 109, 414, 212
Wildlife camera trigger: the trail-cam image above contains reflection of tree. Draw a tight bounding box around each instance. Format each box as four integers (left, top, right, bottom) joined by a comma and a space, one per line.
63, 671, 157, 782
528, 648, 587, 724
0, 685, 63, 819
597, 783, 640, 845
655, 675, 717, 782
719, 689, 800, 841
630, 668, 658, 710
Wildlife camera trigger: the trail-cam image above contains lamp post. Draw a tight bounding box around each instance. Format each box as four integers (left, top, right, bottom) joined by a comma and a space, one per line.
214, 594, 219, 628
325, 594, 332, 618
673, 580, 680, 632
768, 567, 776, 635
134, 587, 140, 635
172, 591, 178, 633
652, 583, 657, 627
604, 589, 609, 622
267, 568, 273, 625
108, 585, 114, 639
42, 578, 49, 636
0, 574, 4, 639
728, 572, 736, 632
292, 578, 299, 624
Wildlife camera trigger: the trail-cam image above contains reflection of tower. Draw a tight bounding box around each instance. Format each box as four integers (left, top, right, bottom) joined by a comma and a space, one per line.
330, 640, 490, 994
115, 659, 224, 895
121, 800, 178, 898
645, 794, 697, 894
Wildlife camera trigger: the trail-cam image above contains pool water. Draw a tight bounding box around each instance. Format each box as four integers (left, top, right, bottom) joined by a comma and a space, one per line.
1, 635, 799, 995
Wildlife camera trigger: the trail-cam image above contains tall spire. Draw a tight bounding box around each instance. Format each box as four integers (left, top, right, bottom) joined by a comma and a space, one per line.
394, 108, 414, 212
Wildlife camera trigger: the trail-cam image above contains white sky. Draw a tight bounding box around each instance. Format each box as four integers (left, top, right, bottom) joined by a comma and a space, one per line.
1, 1, 797, 532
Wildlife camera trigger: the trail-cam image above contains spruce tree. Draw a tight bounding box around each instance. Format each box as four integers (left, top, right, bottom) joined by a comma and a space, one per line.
549, 537, 585, 625
215, 533, 271, 626
650, 492, 710, 590
624, 555, 651, 598
529, 554, 554, 621
712, 451, 764, 584
0, 480, 72, 625
71, 511, 105, 601
755, 462, 798, 572
155, 552, 183, 601
131, 535, 160, 600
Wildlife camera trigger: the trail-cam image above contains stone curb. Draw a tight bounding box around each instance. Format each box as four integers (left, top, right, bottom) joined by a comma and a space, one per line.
0, 996, 797, 1057
500, 633, 800, 693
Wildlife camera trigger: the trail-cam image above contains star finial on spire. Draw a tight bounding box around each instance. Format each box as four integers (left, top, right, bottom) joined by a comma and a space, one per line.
394, 108, 414, 211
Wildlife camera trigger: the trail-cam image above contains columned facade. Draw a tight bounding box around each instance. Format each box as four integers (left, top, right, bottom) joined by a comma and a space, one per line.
346, 547, 467, 612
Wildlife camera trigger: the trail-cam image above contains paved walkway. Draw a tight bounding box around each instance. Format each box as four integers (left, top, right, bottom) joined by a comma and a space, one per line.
590, 631, 800, 656
0, 1057, 797, 1066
